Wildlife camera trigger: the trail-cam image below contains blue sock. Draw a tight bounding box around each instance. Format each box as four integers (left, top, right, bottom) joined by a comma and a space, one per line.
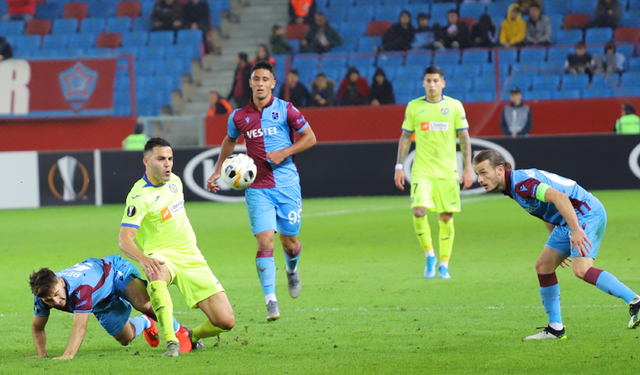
145, 307, 180, 333
284, 243, 301, 272
173, 317, 180, 333
256, 249, 276, 296
128, 316, 148, 339
586, 268, 637, 304
538, 273, 562, 325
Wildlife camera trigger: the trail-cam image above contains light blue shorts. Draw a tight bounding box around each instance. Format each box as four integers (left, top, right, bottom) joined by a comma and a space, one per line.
245, 185, 302, 236
545, 200, 607, 259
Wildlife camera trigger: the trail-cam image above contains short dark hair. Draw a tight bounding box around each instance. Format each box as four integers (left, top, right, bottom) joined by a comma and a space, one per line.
576, 41, 586, 49
288, 68, 299, 76
133, 122, 144, 134
315, 72, 325, 78
272, 24, 281, 33
252, 60, 274, 74
417, 13, 428, 20
447, 9, 458, 16
623, 103, 636, 115
144, 137, 171, 154
529, 4, 540, 10
473, 150, 513, 170
238, 52, 248, 63
29, 268, 58, 298
424, 65, 445, 78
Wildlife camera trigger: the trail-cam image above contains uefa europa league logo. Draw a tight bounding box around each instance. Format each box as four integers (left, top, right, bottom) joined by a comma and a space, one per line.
48, 155, 90, 201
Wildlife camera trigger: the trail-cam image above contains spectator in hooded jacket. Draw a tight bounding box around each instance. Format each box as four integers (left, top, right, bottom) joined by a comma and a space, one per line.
471, 14, 498, 48
300, 13, 343, 54
183, 0, 212, 53
500, 87, 533, 138
151, 0, 184, 32
270, 24, 293, 55
433, 10, 470, 50
289, 0, 316, 25
310, 72, 336, 106
279, 68, 311, 107
370, 68, 395, 106
500, 3, 526, 47
382, 10, 416, 52
1, 0, 35, 22
412, 13, 435, 50
337, 67, 370, 106
588, 0, 622, 29
525, 4, 551, 46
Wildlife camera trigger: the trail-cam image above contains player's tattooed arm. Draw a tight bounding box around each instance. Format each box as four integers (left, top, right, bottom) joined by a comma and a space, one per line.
457, 129, 474, 190
28, 315, 48, 358
396, 131, 412, 164
53, 312, 90, 360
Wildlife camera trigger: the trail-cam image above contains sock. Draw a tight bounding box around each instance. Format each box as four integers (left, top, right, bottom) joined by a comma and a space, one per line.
413, 216, 433, 255
256, 249, 276, 299
192, 320, 229, 342
549, 322, 563, 331
128, 316, 148, 339
584, 267, 637, 304
144, 307, 180, 333
148, 280, 178, 343
439, 261, 449, 268
632, 295, 640, 305
538, 273, 563, 328
265, 293, 277, 304
284, 242, 301, 273
425, 250, 435, 258
438, 219, 454, 263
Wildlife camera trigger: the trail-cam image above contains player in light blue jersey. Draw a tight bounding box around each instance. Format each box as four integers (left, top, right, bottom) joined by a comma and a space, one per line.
207, 60, 317, 322
473, 150, 640, 340
28, 255, 188, 359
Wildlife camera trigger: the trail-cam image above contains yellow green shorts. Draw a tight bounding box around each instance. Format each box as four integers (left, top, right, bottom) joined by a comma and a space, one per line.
147, 249, 225, 309
410, 175, 461, 213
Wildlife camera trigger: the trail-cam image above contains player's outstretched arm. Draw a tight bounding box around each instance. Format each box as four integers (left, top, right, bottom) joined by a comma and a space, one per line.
28, 315, 48, 358
394, 131, 412, 191
207, 135, 238, 192
119, 226, 165, 277
53, 312, 90, 360
544, 187, 592, 256
457, 129, 473, 190
267, 125, 317, 165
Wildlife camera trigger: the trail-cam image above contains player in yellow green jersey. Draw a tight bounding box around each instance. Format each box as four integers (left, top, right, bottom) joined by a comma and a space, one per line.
118, 137, 235, 357
394, 66, 473, 280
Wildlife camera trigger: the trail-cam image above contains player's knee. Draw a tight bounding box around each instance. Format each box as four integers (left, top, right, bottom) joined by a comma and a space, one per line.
438, 213, 453, 222
117, 337, 133, 346
413, 207, 426, 218
215, 315, 235, 331
573, 266, 587, 280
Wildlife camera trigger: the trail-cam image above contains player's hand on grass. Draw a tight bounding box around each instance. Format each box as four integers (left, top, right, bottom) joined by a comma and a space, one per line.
570, 228, 592, 257
206, 171, 221, 193
141, 256, 165, 277
52, 354, 73, 360
394, 169, 405, 191
460, 166, 473, 190
267, 150, 287, 165
560, 257, 572, 268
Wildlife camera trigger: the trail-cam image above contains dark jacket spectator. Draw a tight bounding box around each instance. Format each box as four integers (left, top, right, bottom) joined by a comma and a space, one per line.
151, 0, 184, 32
500, 3, 526, 47
337, 67, 370, 106
300, 13, 343, 54
310, 73, 335, 106
516, 0, 543, 15
207, 91, 232, 117
251, 44, 276, 67
270, 24, 293, 55
525, 5, 551, 46
471, 14, 498, 48
183, 0, 212, 53
0, 37, 13, 61
1, 0, 35, 22
370, 68, 395, 106
279, 69, 311, 107
289, 0, 316, 25
564, 42, 594, 74
412, 13, 435, 50
589, 0, 622, 29
434, 10, 470, 49
228, 52, 252, 108
382, 10, 416, 52
500, 87, 533, 137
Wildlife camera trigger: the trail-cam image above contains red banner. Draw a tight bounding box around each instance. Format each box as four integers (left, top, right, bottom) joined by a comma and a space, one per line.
0, 58, 116, 118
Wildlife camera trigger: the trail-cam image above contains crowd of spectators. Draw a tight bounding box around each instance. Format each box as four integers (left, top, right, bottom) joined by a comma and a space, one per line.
149, 0, 212, 52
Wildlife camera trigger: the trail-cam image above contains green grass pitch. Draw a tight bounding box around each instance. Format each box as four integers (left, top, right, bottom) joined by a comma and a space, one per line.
2, 191, 640, 374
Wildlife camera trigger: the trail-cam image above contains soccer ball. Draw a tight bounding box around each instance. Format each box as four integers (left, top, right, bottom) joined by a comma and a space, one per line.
221, 153, 257, 190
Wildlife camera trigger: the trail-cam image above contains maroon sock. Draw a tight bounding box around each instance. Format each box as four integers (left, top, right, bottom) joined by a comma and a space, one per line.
537, 272, 558, 287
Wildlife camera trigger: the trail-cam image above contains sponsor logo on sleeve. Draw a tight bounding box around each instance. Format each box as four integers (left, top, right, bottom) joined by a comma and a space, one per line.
127, 205, 136, 217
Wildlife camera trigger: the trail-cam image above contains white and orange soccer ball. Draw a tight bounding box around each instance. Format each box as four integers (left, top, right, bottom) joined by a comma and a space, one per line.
221, 153, 257, 190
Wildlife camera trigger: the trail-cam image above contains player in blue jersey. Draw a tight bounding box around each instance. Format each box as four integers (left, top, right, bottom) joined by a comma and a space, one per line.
473, 150, 640, 340
206, 60, 317, 322
28, 255, 189, 359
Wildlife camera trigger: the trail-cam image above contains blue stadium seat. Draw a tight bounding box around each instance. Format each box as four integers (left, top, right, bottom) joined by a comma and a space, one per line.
139, 46, 166, 60
325, 4, 348, 23
466, 92, 496, 102
0, 1, 6, 16
583, 88, 613, 98
42, 34, 69, 50
621, 72, 640, 87
135, 60, 160, 75
13, 35, 42, 50
166, 44, 200, 61
331, 42, 357, 53
0, 20, 26, 36
358, 36, 382, 53
394, 79, 417, 93
481, 63, 496, 76
591, 74, 618, 90
288, 39, 300, 53
511, 61, 541, 75
552, 89, 582, 99
585, 28, 613, 44
617, 87, 640, 96
122, 31, 148, 47
89, 1, 117, 18
377, 53, 404, 69
318, 67, 346, 83
541, 60, 566, 72
141, 0, 156, 19
497, 49, 518, 65
519, 48, 546, 63
487, 1, 511, 19
68, 33, 97, 48
115, 46, 140, 60
617, 44, 635, 60
459, 2, 486, 19
556, 30, 584, 46
475, 76, 497, 92
13, 50, 33, 58
433, 52, 460, 66
340, 22, 368, 39
532, 74, 562, 91
430, 5, 456, 26
631, 0, 640, 10
374, 66, 397, 80
462, 50, 490, 64
621, 11, 640, 27
454, 64, 482, 79
81, 18, 106, 33
177, 29, 203, 46
85, 48, 114, 57
36, 3, 64, 20
132, 17, 152, 31
52, 19, 78, 34
562, 74, 589, 90
404, 2, 431, 16
543, 0, 572, 15
316, 0, 329, 8
347, 5, 375, 23
547, 48, 571, 63
396, 65, 423, 80
321, 55, 348, 69
158, 59, 189, 79
405, 52, 432, 67
347, 55, 376, 67
628, 57, 640, 71
373, 4, 403, 22
571, 0, 598, 14
395, 92, 415, 104
149, 31, 174, 46
528, 90, 553, 100
106, 17, 132, 33
114, 104, 133, 117
503, 74, 533, 91
293, 55, 320, 70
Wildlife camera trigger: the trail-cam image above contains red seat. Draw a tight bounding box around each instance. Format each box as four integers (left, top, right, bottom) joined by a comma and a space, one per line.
63, 2, 88, 20
563, 14, 590, 29
25, 19, 51, 36
97, 32, 122, 48
366, 21, 392, 36
285, 24, 309, 40
116, 1, 142, 18
459, 17, 476, 30
615, 27, 640, 45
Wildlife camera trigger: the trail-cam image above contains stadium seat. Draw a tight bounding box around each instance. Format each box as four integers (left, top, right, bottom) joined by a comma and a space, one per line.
85, 48, 114, 57
122, 31, 148, 47
0, 20, 26, 36
358, 36, 382, 53
466, 92, 496, 102
52, 19, 78, 34
543, 0, 572, 15
454, 64, 482, 79
562, 74, 589, 90
475, 76, 497, 92
503, 74, 533, 91
177, 29, 203, 46
285, 24, 309, 40
68, 33, 97, 49
81, 18, 107, 33
132, 17, 152, 31
135, 60, 160, 75
293, 55, 320, 70
585, 28, 613, 44
377, 53, 404, 70
63, 3, 88, 20
373, 4, 403, 22
148, 30, 174, 46
89, 2, 117, 18
321, 55, 348, 69
157, 59, 189, 80
511, 61, 541, 75
394, 79, 417, 93
366, 21, 392, 37
487, 1, 511, 19
117, 1, 141, 18
167, 44, 200, 61
462, 50, 490, 64
96, 32, 122, 48
459, 2, 486, 19
431, 3, 458, 25
288, 39, 300, 53
498, 49, 518, 65
541, 60, 566, 71
552, 89, 582, 99
396, 64, 423, 80
591, 74, 618, 90
563, 14, 590, 30
631, 0, 640, 10
316, 0, 329, 8
547, 47, 571, 63
347, 5, 375, 23
347, 55, 376, 67
331, 42, 357, 53
139, 45, 166, 60
617, 87, 640, 96
141, 0, 155, 19
528, 90, 553, 100
405, 52, 432, 67
621, 12, 640, 28
340, 22, 368, 39
42, 34, 69, 50
570, 0, 598, 14
617, 44, 635, 60
12, 50, 32, 59
532, 74, 562, 91
13, 35, 41, 51
106, 17, 132, 33
519, 48, 546, 63
36, 3, 63, 20
433, 52, 461, 66
556, 30, 583, 46
115, 46, 140, 61
583, 88, 613, 98
621, 72, 640, 87
615, 28, 640, 48
628, 57, 640, 71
